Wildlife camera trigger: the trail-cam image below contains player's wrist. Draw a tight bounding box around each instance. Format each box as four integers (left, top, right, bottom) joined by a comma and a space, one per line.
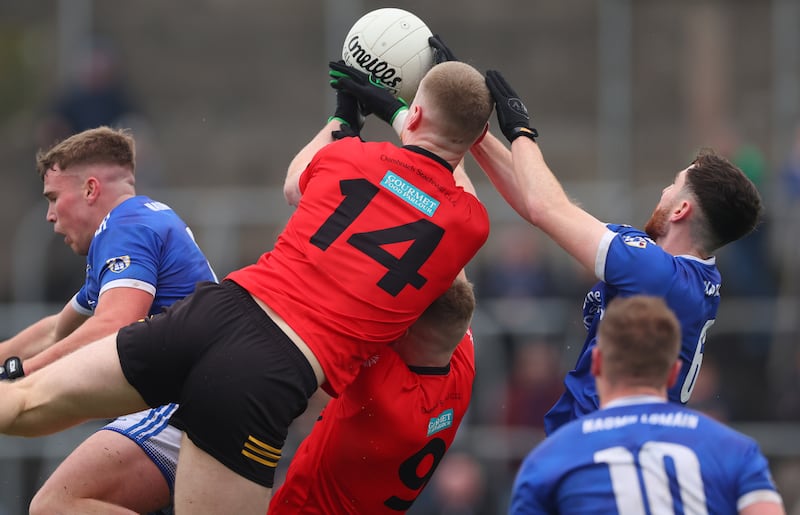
507, 126, 538, 143
327, 116, 350, 127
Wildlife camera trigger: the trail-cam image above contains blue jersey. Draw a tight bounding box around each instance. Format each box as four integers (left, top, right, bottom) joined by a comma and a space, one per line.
545, 225, 721, 435
511, 397, 783, 514
70, 195, 217, 316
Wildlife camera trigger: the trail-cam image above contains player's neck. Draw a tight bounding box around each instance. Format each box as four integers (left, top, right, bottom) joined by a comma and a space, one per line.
100, 192, 136, 216
402, 135, 464, 171
598, 385, 667, 408
656, 230, 708, 259
391, 343, 451, 368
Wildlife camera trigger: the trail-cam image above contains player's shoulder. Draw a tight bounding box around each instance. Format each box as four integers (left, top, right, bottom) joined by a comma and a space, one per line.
317, 135, 376, 157
104, 196, 174, 226
606, 224, 657, 250
94, 196, 181, 241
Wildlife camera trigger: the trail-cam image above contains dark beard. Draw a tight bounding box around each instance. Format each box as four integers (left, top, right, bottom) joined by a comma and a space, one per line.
644, 205, 669, 240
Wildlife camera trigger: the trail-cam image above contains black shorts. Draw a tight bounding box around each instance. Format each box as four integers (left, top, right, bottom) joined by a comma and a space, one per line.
117, 280, 317, 487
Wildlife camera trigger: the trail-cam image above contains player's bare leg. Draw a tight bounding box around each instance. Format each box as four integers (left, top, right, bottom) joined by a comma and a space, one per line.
0, 333, 148, 436
174, 434, 271, 514
29, 430, 171, 515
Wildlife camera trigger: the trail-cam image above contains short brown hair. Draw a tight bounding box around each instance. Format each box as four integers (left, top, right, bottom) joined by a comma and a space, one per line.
418, 61, 492, 146
597, 296, 681, 389
410, 276, 476, 354
685, 149, 762, 251
36, 126, 135, 180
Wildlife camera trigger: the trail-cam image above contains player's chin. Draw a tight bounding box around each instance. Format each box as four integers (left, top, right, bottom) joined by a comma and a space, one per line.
69, 241, 89, 256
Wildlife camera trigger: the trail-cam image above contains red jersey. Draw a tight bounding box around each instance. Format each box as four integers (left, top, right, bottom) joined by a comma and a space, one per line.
227, 139, 488, 395
269, 329, 476, 514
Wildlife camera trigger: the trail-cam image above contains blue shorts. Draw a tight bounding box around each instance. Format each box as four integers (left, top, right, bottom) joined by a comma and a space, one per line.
102, 406, 181, 493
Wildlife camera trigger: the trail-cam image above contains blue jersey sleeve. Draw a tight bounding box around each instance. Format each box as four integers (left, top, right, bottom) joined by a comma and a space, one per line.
510, 436, 570, 514
600, 225, 677, 296
82, 221, 160, 311
731, 437, 783, 508
71, 288, 93, 316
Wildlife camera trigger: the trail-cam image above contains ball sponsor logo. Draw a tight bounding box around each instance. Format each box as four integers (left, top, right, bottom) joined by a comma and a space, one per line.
345, 35, 403, 91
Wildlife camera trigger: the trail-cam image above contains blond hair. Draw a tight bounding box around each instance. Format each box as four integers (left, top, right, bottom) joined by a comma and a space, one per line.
36, 126, 135, 180
417, 61, 492, 146
408, 276, 476, 355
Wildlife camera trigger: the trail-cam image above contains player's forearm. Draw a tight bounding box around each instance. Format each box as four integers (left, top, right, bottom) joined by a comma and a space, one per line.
473, 132, 571, 227
23, 317, 120, 374
509, 136, 574, 225
0, 315, 59, 362
472, 132, 523, 209
472, 132, 545, 224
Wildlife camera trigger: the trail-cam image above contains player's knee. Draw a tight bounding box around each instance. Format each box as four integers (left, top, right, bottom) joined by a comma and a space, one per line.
29, 483, 69, 515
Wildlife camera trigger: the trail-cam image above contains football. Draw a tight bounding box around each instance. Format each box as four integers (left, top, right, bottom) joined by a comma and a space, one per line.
342, 8, 434, 102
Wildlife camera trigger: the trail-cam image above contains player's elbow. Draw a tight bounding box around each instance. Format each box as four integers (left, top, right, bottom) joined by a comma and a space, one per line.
283, 180, 301, 207
524, 193, 561, 228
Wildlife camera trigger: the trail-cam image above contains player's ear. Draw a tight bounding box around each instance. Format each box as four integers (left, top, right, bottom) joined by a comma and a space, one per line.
84, 176, 101, 203
666, 360, 681, 388
405, 104, 423, 132
671, 199, 691, 222
590, 346, 602, 378
473, 123, 489, 146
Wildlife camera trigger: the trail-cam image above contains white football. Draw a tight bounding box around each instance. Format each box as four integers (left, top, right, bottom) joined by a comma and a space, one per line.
342, 8, 434, 102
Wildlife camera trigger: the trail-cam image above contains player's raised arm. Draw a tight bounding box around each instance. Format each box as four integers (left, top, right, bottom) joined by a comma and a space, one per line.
472, 70, 608, 274
284, 65, 367, 207
284, 120, 339, 207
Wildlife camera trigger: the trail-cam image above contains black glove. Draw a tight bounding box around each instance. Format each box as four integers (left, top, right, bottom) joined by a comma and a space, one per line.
485, 70, 539, 143
329, 61, 408, 125
428, 34, 457, 64
331, 122, 361, 141
328, 61, 364, 138
0, 357, 24, 380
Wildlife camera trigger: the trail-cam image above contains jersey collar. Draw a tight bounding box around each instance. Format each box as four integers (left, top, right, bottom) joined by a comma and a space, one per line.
402, 145, 454, 173
605, 395, 666, 409
407, 363, 451, 375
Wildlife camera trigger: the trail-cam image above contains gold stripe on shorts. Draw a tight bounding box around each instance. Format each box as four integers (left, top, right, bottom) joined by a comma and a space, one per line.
241, 435, 282, 468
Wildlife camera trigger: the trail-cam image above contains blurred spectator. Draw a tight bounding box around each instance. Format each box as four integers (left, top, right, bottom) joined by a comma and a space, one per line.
410, 451, 494, 515
778, 125, 800, 202
770, 346, 800, 422
473, 224, 555, 299
491, 340, 564, 431
36, 38, 136, 148
35, 37, 163, 187
773, 124, 800, 294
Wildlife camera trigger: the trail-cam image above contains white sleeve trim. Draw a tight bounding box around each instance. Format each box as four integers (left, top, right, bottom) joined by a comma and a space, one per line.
69, 293, 93, 317
99, 278, 156, 298
738, 490, 784, 511
594, 228, 617, 282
